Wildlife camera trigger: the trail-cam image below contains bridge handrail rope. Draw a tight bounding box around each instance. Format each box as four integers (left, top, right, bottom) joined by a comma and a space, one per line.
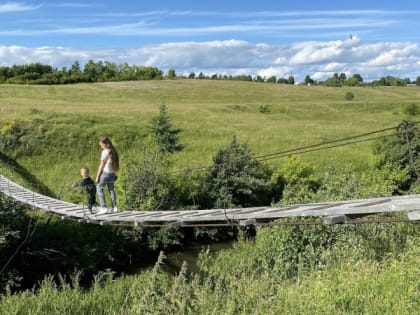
1, 122, 420, 227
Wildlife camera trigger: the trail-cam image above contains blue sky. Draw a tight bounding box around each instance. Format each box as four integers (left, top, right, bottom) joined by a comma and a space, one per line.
1, 0, 420, 81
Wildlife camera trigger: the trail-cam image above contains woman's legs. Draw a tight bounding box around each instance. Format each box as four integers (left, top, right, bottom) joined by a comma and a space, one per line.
97, 181, 106, 208
97, 172, 116, 209
107, 180, 116, 209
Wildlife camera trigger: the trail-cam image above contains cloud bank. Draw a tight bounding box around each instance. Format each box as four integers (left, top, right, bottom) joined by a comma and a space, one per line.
1, 36, 419, 82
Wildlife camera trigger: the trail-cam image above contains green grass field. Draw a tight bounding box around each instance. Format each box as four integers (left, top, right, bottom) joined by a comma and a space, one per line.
0, 79, 419, 198
1, 80, 419, 314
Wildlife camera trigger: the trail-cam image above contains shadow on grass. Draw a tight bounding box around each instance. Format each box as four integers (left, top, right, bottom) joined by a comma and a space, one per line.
0, 152, 54, 197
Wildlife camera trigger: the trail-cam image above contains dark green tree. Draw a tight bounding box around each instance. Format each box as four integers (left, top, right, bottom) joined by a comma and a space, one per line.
149, 104, 183, 153
167, 69, 176, 79
266, 75, 277, 83
200, 137, 271, 209
304, 75, 314, 85
323, 73, 342, 87
345, 74, 363, 86
255, 75, 264, 82
83, 60, 103, 82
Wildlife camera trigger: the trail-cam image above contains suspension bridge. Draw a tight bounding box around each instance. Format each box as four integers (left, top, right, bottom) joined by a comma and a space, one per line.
1, 121, 420, 227
1, 174, 419, 228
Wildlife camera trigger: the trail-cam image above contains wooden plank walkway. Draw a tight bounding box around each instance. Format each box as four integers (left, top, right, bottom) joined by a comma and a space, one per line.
1, 174, 420, 227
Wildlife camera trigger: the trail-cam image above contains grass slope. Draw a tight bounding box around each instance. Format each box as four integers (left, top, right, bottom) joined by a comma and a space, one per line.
0, 80, 418, 200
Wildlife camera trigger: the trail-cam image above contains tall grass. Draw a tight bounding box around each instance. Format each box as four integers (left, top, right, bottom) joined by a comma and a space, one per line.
1, 231, 418, 314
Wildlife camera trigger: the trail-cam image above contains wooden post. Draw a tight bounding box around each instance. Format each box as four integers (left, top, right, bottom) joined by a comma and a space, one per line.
323, 215, 347, 225
240, 218, 256, 226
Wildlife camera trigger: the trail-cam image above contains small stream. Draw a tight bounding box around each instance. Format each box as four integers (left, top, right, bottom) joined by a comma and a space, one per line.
123, 240, 235, 279
162, 240, 235, 274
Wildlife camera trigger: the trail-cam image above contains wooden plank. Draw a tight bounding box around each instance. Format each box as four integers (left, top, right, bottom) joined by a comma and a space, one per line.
354, 198, 392, 207
307, 203, 345, 211
235, 207, 270, 215
188, 210, 225, 217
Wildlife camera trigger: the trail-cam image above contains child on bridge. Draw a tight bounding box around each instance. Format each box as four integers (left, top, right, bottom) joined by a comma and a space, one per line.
74, 166, 98, 214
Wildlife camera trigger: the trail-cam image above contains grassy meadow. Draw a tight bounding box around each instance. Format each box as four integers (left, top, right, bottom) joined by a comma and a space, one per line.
1, 80, 419, 314
1, 80, 418, 197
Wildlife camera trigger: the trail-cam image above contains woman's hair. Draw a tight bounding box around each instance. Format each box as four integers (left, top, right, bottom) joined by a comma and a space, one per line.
99, 136, 119, 172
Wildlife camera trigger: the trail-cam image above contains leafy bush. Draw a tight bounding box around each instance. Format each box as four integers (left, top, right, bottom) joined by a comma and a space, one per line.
345, 91, 355, 100
122, 142, 176, 210
403, 103, 420, 116
200, 136, 271, 208
0, 196, 30, 293
271, 156, 319, 204
259, 105, 270, 113
372, 121, 419, 192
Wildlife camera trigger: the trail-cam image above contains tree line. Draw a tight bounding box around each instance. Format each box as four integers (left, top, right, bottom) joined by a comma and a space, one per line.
0, 61, 163, 84
1, 61, 420, 86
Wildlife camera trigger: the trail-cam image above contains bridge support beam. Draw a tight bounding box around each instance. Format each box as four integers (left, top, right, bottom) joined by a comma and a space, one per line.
322, 215, 348, 225
169, 221, 183, 228
240, 218, 256, 226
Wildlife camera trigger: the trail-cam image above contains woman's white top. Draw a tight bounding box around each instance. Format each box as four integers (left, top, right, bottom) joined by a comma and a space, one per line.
101, 149, 114, 173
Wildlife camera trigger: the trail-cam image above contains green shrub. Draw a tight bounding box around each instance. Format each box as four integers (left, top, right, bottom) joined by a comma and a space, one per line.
259, 105, 270, 113
200, 136, 271, 208
403, 103, 420, 116
345, 91, 355, 100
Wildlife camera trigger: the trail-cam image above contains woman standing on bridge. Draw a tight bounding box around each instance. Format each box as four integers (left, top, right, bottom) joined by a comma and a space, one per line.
95, 136, 119, 214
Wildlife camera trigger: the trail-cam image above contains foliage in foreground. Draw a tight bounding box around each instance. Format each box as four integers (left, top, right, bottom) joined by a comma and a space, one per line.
0, 197, 29, 291
1, 221, 419, 315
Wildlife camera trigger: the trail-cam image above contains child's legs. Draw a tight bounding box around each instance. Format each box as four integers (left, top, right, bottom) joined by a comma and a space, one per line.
87, 193, 96, 210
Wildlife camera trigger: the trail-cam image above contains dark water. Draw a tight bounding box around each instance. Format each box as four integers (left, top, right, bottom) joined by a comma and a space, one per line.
162, 240, 234, 274
122, 240, 235, 278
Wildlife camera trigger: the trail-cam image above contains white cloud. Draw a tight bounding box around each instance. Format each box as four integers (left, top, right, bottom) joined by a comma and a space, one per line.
0, 2, 41, 13
319, 62, 348, 73
257, 67, 290, 79
1, 38, 420, 82
51, 3, 102, 8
